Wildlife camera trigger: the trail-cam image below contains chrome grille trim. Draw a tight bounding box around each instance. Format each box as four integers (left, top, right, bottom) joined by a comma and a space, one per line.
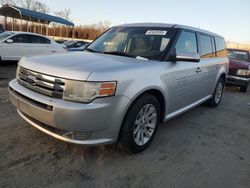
18, 67, 65, 98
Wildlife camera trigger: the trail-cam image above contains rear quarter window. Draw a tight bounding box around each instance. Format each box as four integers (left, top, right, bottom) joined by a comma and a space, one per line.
30, 35, 51, 44
215, 37, 227, 57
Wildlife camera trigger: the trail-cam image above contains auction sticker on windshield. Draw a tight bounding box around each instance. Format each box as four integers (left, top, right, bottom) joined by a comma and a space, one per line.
145, 30, 167, 36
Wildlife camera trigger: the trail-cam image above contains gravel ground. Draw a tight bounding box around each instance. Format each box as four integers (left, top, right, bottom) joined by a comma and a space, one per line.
0, 62, 250, 188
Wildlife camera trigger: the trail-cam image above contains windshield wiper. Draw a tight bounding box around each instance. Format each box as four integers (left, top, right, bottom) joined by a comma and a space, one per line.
85, 49, 135, 58
104, 51, 135, 58
85, 48, 100, 53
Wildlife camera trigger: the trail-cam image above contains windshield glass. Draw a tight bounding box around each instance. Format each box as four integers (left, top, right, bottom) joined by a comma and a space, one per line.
228, 50, 249, 61
0, 32, 14, 41
86, 27, 172, 60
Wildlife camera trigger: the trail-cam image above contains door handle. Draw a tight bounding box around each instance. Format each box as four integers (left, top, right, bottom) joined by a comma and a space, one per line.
51, 51, 57, 53
195, 67, 202, 73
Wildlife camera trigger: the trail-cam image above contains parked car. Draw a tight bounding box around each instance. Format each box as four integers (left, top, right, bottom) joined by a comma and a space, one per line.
62, 40, 74, 46
9, 23, 229, 153
0, 31, 66, 61
67, 41, 90, 51
227, 48, 250, 92
55, 39, 67, 44
0, 24, 4, 33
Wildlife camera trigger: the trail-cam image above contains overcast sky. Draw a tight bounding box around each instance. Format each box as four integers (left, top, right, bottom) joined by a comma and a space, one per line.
40, 0, 250, 43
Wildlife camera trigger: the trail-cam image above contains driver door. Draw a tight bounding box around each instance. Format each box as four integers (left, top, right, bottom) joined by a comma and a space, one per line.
167, 30, 205, 113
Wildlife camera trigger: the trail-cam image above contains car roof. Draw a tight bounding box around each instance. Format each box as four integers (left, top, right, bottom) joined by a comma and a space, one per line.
5, 31, 50, 38
227, 48, 250, 53
114, 23, 224, 38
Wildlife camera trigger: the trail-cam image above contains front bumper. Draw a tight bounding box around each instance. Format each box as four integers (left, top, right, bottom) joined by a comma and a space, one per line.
9, 79, 131, 145
226, 75, 250, 87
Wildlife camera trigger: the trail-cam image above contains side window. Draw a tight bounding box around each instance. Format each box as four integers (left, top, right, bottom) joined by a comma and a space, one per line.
30, 35, 51, 44
228, 50, 249, 61
199, 35, 214, 58
160, 38, 170, 51
215, 37, 227, 57
11, 34, 30, 43
175, 31, 197, 54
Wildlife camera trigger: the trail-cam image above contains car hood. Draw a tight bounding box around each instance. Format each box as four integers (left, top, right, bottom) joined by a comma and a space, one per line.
229, 59, 250, 69
19, 52, 153, 80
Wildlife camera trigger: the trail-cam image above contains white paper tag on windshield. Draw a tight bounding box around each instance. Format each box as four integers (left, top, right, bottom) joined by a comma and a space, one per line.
146, 30, 167, 36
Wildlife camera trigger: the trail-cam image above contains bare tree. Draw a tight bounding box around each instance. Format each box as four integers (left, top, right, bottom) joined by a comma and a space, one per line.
33, 1, 50, 13
0, 0, 16, 5
54, 9, 72, 37
55, 9, 71, 20
17, 0, 50, 13
17, 0, 32, 8
92, 20, 111, 32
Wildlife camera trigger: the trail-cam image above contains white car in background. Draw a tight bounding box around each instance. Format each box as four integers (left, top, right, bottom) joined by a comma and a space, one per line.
0, 31, 66, 61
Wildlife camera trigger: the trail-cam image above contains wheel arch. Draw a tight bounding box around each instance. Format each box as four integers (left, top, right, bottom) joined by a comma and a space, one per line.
220, 72, 227, 84
123, 88, 166, 125
117, 88, 166, 145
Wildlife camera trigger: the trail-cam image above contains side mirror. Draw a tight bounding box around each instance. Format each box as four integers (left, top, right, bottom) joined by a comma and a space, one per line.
6, 39, 13, 44
172, 49, 200, 62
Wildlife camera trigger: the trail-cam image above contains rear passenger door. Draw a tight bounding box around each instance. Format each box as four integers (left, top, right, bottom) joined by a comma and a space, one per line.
197, 34, 218, 96
29, 35, 52, 55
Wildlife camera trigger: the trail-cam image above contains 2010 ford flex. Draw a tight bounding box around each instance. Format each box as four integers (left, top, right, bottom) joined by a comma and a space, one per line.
9, 23, 229, 153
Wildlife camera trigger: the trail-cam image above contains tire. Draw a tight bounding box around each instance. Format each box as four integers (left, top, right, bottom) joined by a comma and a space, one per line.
240, 86, 248, 93
118, 94, 160, 153
207, 77, 225, 107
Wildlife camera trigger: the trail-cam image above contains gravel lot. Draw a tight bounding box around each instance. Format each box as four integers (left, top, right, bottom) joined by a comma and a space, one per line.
0, 62, 250, 188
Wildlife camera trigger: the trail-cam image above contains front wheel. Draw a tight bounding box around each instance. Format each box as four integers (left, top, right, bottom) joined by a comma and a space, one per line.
118, 94, 160, 153
207, 77, 225, 107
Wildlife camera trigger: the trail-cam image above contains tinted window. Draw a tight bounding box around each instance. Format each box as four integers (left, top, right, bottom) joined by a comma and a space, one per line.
215, 37, 227, 57
30, 35, 50, 44
11, 34, 30, 43
175, 31, 197, 54
199, 35, 214, 58
0, 25, 4, 33
0, 32, 14, 41
67, 41, 86, 48
228, 50, 249, 61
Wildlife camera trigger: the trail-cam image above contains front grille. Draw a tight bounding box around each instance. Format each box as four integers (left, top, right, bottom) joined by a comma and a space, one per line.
18, 67, 65, 98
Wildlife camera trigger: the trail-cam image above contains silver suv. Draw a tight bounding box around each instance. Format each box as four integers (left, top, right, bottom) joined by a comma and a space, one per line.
9, 23, 229, 153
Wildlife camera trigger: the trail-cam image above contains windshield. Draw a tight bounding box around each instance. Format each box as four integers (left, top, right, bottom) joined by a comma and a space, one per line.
228, 50, 249, 62
86, 27, 172, 60
0, 32, 14, 41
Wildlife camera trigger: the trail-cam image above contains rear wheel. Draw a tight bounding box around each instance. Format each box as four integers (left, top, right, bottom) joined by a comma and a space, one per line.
240, 86, 248, 93
118, 94, 160, 153
207, 77, 225, 107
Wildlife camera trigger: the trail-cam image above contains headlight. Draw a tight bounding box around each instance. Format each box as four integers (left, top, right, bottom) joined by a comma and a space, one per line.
63, 80, 116, 103
236, 69, 250, 76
